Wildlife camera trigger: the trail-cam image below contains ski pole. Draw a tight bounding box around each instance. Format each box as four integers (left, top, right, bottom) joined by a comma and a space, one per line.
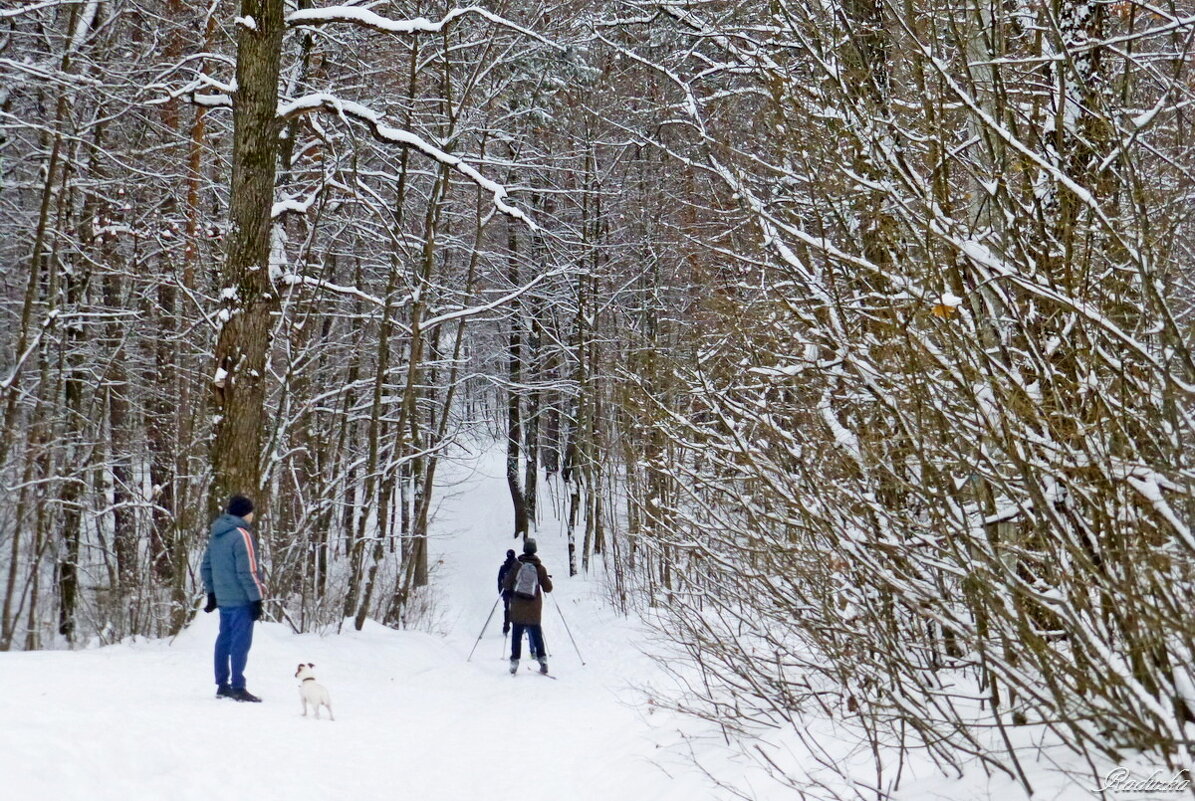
467, 596, 501, 662
550, 594, 585, 666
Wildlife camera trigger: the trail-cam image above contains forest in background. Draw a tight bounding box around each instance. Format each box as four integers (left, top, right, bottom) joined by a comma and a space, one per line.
3, 0, 1194, 795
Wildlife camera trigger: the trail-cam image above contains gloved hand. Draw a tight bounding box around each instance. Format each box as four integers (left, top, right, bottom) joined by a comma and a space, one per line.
250, 600, 264, 621
203, 593, 217, 614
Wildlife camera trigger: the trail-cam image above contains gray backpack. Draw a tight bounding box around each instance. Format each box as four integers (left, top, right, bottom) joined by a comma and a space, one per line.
512, 561, 539, 600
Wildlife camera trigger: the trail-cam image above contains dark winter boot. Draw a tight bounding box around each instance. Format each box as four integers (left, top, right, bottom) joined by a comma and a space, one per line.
538, 657, 549, 675
509, 658, 519, 675
231, 688, 262, 703
216, 684, 235, 700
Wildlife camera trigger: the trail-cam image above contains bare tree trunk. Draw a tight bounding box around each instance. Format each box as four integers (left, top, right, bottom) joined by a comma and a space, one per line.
57, 215, 92, 644
505, 217, 528, 538
0, 89, 68, 645
1, 454, 39, 650
524, 309, 541, 527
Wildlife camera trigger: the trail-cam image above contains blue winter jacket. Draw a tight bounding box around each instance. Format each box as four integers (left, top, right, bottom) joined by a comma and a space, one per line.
200, 513, 265, 607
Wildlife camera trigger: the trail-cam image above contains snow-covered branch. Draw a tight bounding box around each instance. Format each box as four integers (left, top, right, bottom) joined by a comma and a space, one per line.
0, 0, 72, 17
276, 93, 535, 228
278, 273, 385, 307
285, 5, 564, 52
420, 266, 569, 330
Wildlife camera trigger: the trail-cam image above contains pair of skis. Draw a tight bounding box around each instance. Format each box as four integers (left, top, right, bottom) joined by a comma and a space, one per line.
503, 625, 558, 678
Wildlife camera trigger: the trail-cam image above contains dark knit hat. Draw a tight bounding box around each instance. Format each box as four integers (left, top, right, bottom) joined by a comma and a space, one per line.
522, 538, 537, 555
506, 549, 516, 560
227, 495, 254, 518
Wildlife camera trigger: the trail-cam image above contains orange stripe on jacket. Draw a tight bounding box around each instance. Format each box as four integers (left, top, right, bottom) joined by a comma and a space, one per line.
238, 527, 265, 599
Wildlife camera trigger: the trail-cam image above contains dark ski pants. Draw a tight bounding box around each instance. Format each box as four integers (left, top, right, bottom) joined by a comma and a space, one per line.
214, 604, 254, 690
510, 623, 546, 661
501, 594, 512, 633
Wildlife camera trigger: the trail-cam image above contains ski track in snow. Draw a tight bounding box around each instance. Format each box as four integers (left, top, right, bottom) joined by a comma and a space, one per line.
0, 449, 734, 801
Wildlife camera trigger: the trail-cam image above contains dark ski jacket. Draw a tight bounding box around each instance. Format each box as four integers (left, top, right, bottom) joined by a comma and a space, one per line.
200, 513, 265, 607
502, 554, 552, 625
497, 554, 518, 597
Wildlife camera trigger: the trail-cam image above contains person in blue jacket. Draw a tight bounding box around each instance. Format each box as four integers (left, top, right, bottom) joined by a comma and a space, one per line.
200, 495, 266, 702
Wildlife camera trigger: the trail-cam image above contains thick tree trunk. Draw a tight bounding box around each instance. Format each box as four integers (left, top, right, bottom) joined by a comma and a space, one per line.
210, 0, 285, 510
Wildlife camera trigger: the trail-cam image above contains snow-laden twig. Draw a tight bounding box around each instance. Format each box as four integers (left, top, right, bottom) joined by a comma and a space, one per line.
817, 390, 864, 472
1124, 471, 1195, 552
0, 312, 58, 391
0, 57, 104, 88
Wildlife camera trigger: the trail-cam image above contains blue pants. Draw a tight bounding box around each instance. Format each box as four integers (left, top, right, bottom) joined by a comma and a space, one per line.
214, 605, 254, 690
511, 623, 546, 660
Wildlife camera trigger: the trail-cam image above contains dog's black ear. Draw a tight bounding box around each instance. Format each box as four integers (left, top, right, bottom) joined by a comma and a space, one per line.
308, 662, 315, 667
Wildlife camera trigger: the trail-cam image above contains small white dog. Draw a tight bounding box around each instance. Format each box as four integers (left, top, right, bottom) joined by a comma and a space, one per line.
295, 663, 334, 721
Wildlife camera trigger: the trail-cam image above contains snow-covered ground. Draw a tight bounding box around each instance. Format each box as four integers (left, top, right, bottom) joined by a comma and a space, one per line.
0, 449, 751, 801
0, 447, 1165, 800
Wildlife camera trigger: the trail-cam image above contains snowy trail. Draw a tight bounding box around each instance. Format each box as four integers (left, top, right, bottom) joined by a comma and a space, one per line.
1, 618, 696, 801
0, 450, 731, 801
0, 449, 1124, 801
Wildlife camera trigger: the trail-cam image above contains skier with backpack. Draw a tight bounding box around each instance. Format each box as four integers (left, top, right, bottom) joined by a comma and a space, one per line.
502, 538, 553, 675
496, 549, 518, 635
